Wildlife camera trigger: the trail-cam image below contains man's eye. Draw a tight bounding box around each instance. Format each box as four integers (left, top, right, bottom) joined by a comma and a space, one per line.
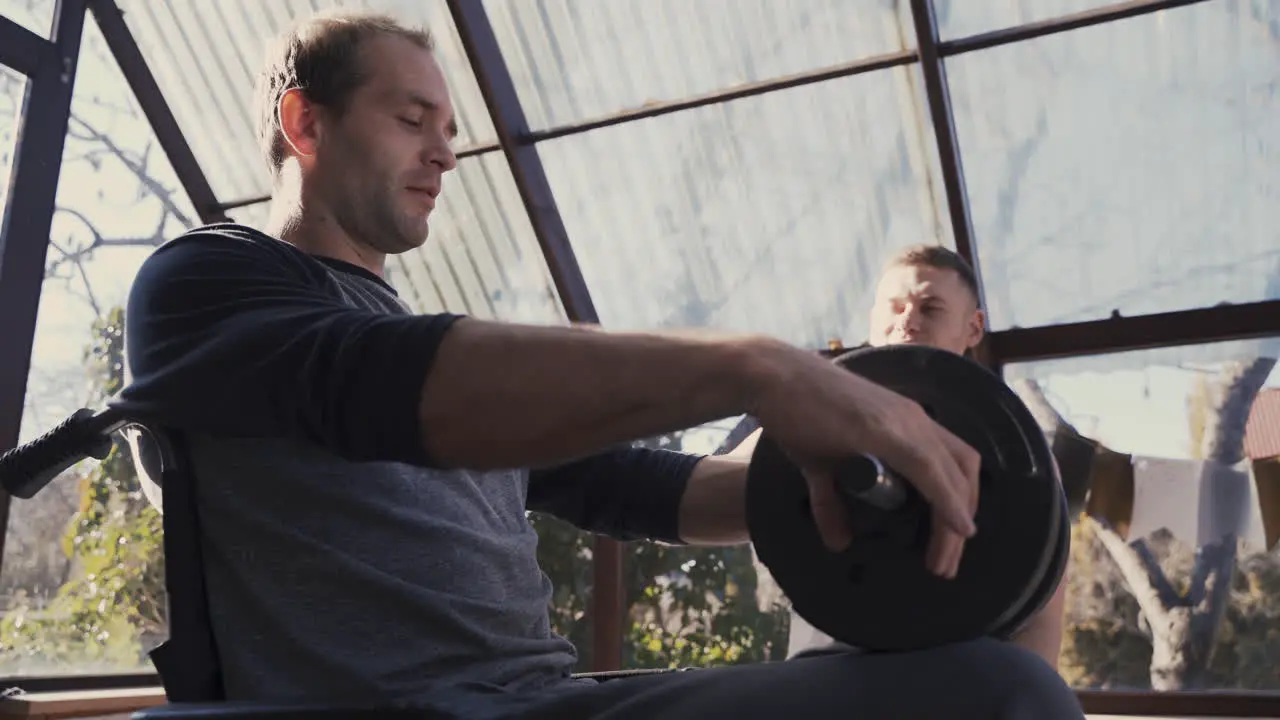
399, 117, 423, 129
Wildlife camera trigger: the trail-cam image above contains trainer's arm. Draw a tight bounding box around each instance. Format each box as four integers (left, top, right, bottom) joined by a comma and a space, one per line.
671, 427, 764, 544
527, 446, 704, 542
1011, 579, 1066, 669
527, 440, 757, 546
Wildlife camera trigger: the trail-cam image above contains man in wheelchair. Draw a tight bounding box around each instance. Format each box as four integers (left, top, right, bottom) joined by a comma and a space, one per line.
108, 11, 1083, 719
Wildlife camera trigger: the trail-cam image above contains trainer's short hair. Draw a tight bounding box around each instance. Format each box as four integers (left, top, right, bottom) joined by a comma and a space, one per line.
883, 244, 981, 307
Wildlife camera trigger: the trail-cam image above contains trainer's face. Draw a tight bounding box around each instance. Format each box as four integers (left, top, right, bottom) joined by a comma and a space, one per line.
869, 263, 984, 355
311, 35, 458, 254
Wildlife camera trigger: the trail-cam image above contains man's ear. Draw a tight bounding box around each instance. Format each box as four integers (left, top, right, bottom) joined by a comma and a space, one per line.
278, 87, 322, 160
966, 308, 986, 350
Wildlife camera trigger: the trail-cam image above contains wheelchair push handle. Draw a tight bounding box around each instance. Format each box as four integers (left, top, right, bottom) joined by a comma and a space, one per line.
0, 407, 128, 499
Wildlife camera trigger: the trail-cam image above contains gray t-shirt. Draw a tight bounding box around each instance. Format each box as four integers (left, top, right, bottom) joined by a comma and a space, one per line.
119, 225, 700, 705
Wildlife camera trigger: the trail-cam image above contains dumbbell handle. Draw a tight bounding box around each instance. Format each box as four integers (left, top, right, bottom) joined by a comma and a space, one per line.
834, 454, 908, 512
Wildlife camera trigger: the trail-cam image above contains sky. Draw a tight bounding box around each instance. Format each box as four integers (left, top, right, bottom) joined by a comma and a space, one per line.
3, 0, 1278, 462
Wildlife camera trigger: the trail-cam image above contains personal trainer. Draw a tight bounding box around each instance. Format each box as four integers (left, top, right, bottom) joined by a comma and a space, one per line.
117, 12, 1084, 719
777, 245, 1070, 667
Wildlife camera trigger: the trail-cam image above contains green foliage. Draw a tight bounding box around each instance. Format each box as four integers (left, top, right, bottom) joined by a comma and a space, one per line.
532, 513, 595, 668
624, 544, 789, 669
1206, 550, 1280, 689
533, 521, 791, 671
0, 307, 166, 674
532, 431, 790, 672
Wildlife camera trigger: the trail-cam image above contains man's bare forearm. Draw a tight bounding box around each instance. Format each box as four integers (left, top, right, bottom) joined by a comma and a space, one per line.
419, 319, 783, 469
677, 456, 752, 545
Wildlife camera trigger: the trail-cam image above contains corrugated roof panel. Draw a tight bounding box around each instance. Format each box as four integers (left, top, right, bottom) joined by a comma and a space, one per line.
936, 0, 1120, 40
538, 65, 953, 347
483, 0, 916, 130
948, 2, 1280, 333
484, 0, 915, 130
117, 0, 499, 204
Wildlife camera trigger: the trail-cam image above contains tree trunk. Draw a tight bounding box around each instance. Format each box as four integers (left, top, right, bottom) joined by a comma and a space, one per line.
1151, 356, 1275, 689
1012, 356, 1275, 690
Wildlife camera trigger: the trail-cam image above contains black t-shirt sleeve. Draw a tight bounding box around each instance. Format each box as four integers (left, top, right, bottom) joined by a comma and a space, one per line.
526, 447, 704, 543
113, 225, 463, 467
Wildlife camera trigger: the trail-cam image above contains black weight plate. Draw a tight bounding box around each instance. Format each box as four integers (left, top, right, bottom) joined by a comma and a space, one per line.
746, 344, 1066, 652
992, 481, 1072, 640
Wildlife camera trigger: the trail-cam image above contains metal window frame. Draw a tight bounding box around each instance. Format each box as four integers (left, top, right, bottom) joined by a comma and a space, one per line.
86, 0, 225, 225
0, 0, 88, 563
0, 15, 54, 77
3, 0, 1278, 708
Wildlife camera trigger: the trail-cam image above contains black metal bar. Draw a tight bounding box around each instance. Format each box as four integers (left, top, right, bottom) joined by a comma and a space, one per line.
0, 672, 159, 694
0, 14, 54, 76
214, 195, 271, 213
987, 299, 1280, 364
444, 0, 619, 670
939, 0, 1214, 57
910, 0, 987, 314
211, 143, 503, 213
446, 0, 598, 323
1077, 689, 1280, 718
525, 49, 919, 144
0, 0, 88, 577
86, 0, 226, 225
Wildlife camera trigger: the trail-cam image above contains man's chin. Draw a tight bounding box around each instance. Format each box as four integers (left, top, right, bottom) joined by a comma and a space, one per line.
386, 226, 431, 254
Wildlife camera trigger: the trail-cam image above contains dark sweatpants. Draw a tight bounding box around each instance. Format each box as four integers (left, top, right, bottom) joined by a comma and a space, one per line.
479, 638, 1085, 719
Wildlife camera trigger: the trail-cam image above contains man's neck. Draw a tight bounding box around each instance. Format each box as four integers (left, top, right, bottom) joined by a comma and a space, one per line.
264, 196, 386, 278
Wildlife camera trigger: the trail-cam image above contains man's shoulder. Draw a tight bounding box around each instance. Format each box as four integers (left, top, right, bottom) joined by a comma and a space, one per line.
149, 222, 310, 269
129, 223, 329, 303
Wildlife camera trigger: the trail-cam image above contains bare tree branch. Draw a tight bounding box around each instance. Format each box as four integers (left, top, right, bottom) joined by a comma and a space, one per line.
67, 117, 193, 228
1088, 516, 1174, 632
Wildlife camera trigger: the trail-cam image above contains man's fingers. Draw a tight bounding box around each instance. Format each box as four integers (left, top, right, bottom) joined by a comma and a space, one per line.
803, 468, 854, 552
936, 421, 982, 532
887, 437, 976, 540
926, 510, 965, 578
930, 423, 981, 578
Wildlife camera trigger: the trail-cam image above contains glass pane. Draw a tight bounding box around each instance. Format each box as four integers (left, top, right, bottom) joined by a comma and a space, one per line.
114, 0, 498, 205
539, 66, 954, 348
1004, 338, 1280, 691
949, 2, 1280, 330
0, 65, 26, 217
935, 0, 1119, 40
0, 0, 55, 39
226, 154, 567, 325
0, 12, 199, 677
486, 0, 916, 130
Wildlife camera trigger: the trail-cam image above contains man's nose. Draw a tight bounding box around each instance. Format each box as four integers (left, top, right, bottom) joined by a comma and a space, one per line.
899, 306, 923, 331
420, 138, 457, 172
